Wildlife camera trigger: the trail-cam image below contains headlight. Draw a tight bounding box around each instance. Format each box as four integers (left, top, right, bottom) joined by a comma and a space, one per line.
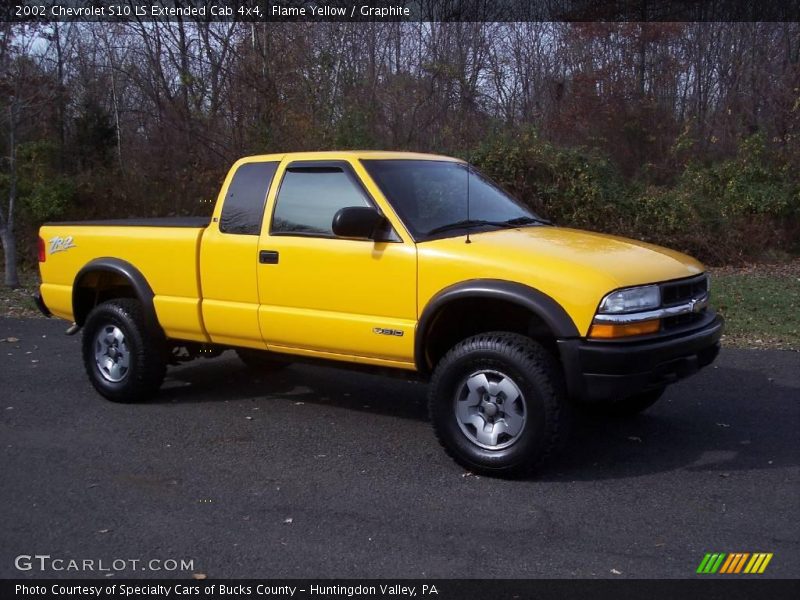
598, 285, 661, 314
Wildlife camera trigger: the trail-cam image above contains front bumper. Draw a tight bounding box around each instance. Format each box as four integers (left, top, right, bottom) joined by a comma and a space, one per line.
557, 311, 723, 402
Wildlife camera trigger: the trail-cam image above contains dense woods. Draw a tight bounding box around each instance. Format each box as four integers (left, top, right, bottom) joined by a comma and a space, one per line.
1, 20, 799, 285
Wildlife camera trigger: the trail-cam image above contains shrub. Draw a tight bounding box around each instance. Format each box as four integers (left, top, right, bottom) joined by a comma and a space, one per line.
470, 129, 799, 264
470, 128, 630, 231
17, 141, 76, 222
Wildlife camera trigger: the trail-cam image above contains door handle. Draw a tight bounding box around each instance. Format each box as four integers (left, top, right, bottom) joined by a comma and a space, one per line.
259, 250, 279, 264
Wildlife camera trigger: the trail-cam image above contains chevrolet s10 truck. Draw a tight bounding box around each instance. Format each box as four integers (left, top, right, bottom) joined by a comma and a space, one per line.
36, 151, 722, 476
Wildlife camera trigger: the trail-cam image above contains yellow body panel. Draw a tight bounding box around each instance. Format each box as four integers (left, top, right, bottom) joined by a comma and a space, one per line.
199, 225, 266, 349
39, 282, 73, 321
152, 295, 206, 342
418, 227, 704, 336
256, 237, 417, 362
38, 224, 206, 340
38, 150, 706, 370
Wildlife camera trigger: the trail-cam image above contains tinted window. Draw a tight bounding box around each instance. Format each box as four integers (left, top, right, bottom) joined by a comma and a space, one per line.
362, 160, 539, 239
220, 162, 278, 235
272, 167, 370, 236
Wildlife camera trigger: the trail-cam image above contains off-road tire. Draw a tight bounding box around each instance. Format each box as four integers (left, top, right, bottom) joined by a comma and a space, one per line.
428, 332, 569, 478
81, 299, 167, 403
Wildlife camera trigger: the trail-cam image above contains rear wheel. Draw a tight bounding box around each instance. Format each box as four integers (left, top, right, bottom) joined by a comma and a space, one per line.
428, 332, 569, 478
236, 348, 291, 372
81, 299, 166, 403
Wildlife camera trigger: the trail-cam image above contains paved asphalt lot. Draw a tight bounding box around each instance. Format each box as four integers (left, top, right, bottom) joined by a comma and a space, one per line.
1, 317, 798, 579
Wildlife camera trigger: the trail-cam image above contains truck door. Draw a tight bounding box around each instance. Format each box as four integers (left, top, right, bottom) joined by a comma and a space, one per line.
200, 159, 280, 349
256, 160, 417, 367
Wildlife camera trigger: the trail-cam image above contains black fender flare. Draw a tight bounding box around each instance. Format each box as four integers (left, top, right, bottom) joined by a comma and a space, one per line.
415, 279, 579, 373
72, 257, 161, 335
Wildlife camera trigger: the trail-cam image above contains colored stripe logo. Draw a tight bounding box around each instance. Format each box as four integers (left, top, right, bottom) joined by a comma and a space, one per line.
697, 553, 773, 574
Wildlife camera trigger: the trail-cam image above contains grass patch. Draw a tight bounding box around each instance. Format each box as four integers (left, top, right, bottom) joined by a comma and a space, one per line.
0, 270, 40, 318
711, 262, 800, 351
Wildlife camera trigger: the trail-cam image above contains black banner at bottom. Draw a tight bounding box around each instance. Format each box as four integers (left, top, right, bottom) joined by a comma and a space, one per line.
2, 579, 800, 600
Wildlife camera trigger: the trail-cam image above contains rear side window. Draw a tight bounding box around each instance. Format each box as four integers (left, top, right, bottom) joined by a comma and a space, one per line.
219, 161, 279, 235
271, 167, 370, 236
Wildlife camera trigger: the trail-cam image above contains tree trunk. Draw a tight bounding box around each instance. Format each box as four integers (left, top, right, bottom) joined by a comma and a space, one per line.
54, 22, 66, 168
109, 60, 123, 171
0, 229, 19, 289
2, 103, 20, 289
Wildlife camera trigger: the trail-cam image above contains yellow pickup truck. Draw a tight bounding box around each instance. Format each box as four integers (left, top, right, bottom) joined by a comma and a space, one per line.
36, 151, 722, 476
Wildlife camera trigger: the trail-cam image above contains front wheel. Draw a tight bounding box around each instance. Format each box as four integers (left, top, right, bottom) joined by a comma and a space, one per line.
428, 332, 569, 478
81, 299, 166, 403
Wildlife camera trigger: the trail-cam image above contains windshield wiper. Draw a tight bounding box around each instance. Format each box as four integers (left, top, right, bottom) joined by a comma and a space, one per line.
426, 216, 549, 236
425, 219, 497, 236
500, 216, 551, 226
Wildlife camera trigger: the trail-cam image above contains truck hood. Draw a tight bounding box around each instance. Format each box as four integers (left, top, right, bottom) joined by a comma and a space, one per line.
498, 226, 699, 285
421, 226, 704, 288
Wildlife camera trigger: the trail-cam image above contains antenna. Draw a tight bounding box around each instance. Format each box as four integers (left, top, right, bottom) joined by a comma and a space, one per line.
465, 159, 472, 244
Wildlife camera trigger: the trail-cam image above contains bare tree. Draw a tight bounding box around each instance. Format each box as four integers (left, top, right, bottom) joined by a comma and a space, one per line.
0, 25, 56, 287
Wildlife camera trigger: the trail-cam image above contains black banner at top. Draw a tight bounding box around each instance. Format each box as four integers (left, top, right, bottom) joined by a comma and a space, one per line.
3, 0, 800, 23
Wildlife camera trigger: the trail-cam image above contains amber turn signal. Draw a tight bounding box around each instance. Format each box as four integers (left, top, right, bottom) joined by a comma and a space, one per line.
588, 319, 660, 339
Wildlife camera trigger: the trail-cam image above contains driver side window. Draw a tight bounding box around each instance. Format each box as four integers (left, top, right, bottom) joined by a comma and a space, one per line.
271, 167, 370, 237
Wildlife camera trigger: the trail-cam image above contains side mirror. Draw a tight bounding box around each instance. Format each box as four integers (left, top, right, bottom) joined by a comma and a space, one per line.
332, 206, 386, 240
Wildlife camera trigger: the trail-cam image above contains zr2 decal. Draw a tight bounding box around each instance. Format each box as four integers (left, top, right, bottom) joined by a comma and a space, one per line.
49, 236, 77, 255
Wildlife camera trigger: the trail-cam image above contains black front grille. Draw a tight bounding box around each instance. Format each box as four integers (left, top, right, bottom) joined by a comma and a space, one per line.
660, 274, 709, 331
660, 275, 708, 306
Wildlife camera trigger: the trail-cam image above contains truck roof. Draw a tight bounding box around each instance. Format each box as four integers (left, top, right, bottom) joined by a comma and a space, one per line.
237, 150, 464, 163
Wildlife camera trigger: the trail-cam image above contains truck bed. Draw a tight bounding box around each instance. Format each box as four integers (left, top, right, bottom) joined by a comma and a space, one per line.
39, 220, 208, 341
47, 216, 211, 228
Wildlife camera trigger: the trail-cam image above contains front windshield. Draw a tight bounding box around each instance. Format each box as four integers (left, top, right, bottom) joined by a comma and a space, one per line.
361, 160, 543, 239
